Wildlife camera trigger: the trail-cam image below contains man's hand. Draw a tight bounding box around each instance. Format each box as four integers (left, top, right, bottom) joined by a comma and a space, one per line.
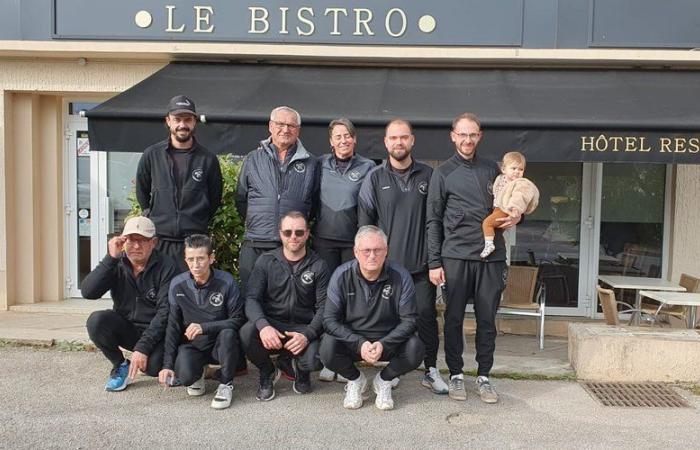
496, 213, 521, 229
259, 326, 285, 350
429, 267, 445, 286
128, 351, 148, 379
184, 323, 203, 341
360, 341, 382, 364
107, 236, 127, 259
158, 369, 175, 387
368, 341, 383, 362
283, 331, 309, 355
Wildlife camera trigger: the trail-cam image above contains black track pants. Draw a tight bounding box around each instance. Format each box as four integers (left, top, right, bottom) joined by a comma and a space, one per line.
239, 321, 321, 375
413, 272, 439, 369
173, 329, 239, 385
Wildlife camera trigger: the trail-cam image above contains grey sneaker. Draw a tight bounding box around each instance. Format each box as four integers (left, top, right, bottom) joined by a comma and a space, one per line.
476, 375, 499, 404
318, 367, 336, 382
448, 374, 467, 401
421, 367, 449, 395
211, 383, 233, 409
186, 372, 206, 397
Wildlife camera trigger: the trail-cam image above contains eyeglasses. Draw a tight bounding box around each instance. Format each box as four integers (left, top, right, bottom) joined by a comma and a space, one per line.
452, 131, 481, 141
281, 229, 306, 238
125, 236, 153, 245
271, 120, 300, 130
356, 248, 386, 257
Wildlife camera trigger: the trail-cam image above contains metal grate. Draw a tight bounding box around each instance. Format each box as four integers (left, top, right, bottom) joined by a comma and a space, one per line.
581, 382, 690, 408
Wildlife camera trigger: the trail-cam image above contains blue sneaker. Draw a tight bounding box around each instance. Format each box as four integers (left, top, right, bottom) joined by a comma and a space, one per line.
105, 361, 130, 392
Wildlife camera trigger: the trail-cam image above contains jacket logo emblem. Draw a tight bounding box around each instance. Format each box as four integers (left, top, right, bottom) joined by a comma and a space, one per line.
209, 292, 224, 307
146, 288, 157, 300
487, 182, 494, 195
381, 285, 393, 300
192, 168, 204, 182
293, 161, 306, 173
348, 170, 361, 182
301, 270, 315, 285
381, 186, 391, 190
418, 181, 428, 195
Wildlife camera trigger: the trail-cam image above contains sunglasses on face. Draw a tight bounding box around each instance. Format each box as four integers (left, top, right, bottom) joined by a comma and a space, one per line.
281, 229, 306, 238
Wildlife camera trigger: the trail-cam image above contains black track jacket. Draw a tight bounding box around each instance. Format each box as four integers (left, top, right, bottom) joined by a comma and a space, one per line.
245, 247, 329, 342
136, 138, 222, 240
324, 260, 417, 353
80, 250, 178, 355
426, 153, 505, 266
163, 269, 244, 370
357, 160, 433, 274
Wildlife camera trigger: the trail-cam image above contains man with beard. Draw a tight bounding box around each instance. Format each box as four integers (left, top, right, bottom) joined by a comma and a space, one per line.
136, 95, 223, 273
357, 119, 448, 394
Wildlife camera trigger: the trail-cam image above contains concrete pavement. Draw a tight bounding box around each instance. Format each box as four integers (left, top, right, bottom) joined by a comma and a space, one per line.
1, 347, 698, 449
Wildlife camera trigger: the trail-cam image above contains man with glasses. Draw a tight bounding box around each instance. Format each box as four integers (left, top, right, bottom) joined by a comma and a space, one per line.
82, 216, 178, 391
321, 225, 424, 410
357, 118, 448, 395
240, 211, 329, 401
426, 112, 519, 404
136, 95, 223, 273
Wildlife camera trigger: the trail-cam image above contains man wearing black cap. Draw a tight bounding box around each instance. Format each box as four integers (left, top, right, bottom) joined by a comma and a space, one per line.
136, 95, 223, 273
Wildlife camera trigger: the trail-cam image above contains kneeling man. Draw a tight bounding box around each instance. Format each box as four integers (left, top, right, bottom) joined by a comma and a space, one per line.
82, 216, 178, 391
158, 234, 244, 410
321, 225, 425, 410
241, 211, 329, 400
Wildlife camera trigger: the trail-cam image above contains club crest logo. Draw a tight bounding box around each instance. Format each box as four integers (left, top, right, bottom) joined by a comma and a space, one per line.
301, 270, 315, 285
146, 288, 157, 301
381, 284, 393, 300
348, 170, 361, 182
418, 181, 428, 195
209, 292, 224, 307
293, 161, 306, 173
192, 168, 204, 182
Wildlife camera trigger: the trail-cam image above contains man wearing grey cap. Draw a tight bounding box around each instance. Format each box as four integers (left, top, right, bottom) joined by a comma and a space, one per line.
82, 216, 178, 391
136, 95, 223, 273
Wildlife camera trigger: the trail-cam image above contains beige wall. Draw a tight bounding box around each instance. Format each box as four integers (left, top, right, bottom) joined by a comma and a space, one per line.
0, 60, 164, 309
670, 165, 700, 283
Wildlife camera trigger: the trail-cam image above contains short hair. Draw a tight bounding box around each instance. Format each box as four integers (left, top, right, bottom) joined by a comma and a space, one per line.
328, 118, 356, 138
385, 118, 413, 135
279, 210, 308, 229
354, 225, 389, 248
452, 112, 481, 131
270, 106, 302, 126
184, 234, 213, 255
501, 151, 526, 169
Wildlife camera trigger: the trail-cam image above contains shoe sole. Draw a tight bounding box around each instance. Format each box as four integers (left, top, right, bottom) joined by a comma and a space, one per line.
448, 391, 467, 401
479, 395, 499, 404
421, 379, 449, 395
292, 383, 312, 395
105, 379, 129, 392
211, 399, 232, 409
256, 370, 281, 402
187, 387, 206, 397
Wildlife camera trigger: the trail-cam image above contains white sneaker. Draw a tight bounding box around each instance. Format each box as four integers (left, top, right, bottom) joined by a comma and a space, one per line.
319, 367, 336, 382
421, 367, 449, 395
186, 374, 206, 396
336, 373, 349, 383
390, 377, 400, 389
373, 373, 395, 410
343, 372, 368, 410
211, 383, 233, 409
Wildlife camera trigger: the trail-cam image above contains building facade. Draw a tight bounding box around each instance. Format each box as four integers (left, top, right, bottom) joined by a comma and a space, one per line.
2, 0, 700, 318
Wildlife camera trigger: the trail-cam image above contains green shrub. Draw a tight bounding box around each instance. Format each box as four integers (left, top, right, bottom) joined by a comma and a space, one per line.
127, 154, 245, 278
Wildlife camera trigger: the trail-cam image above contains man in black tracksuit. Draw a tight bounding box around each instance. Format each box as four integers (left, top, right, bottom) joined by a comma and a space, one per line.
82, 216, 178, 392
241, 211, 329, 401
357, 119, 448, 394
158, 235, 244, 410
426, 112, 519, 404
312, 118, 376, 272
235, 106, 319, 289
136, 95, 222, 273
320, 225, 424, 411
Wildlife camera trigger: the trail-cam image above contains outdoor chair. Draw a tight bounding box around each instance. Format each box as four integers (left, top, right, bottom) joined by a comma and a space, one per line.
640, 273, 700, 326
596, 285, 652, 326
499, 266, 546, 350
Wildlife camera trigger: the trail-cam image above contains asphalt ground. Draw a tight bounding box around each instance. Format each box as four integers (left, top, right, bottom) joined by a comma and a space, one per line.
1, 347, 699, 449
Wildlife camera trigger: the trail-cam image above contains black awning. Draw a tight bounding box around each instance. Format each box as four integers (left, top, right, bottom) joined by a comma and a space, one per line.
87, 62, 700, 163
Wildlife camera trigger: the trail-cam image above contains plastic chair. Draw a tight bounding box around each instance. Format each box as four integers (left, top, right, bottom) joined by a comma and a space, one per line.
499, 266, 546, 350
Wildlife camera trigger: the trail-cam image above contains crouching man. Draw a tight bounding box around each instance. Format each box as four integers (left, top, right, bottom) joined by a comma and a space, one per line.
240, 211, 329, 401
82, 216, 178, 392
158, 235, 244, 410
321, 225, 425, 410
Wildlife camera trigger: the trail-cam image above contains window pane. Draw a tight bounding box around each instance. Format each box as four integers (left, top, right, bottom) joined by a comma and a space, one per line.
107, 152, 142, 235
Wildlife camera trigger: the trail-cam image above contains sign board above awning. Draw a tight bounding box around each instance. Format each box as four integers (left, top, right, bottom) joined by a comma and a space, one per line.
87, 63, 700, 163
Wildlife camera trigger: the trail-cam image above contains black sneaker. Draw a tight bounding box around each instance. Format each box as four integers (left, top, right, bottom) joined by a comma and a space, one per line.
256, 368, 280, 401
276, 355, 296, 381
293, 364, 312, 395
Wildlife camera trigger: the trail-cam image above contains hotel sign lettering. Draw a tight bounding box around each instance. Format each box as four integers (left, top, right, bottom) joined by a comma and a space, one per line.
580, 134, 700, 155
52, 0, 524, 46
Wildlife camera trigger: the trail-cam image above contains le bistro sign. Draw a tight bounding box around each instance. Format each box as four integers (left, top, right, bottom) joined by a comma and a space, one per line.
52, 0, 524, 46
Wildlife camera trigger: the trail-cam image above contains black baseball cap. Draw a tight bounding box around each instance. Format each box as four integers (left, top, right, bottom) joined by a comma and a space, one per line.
167, 95, 196, 116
